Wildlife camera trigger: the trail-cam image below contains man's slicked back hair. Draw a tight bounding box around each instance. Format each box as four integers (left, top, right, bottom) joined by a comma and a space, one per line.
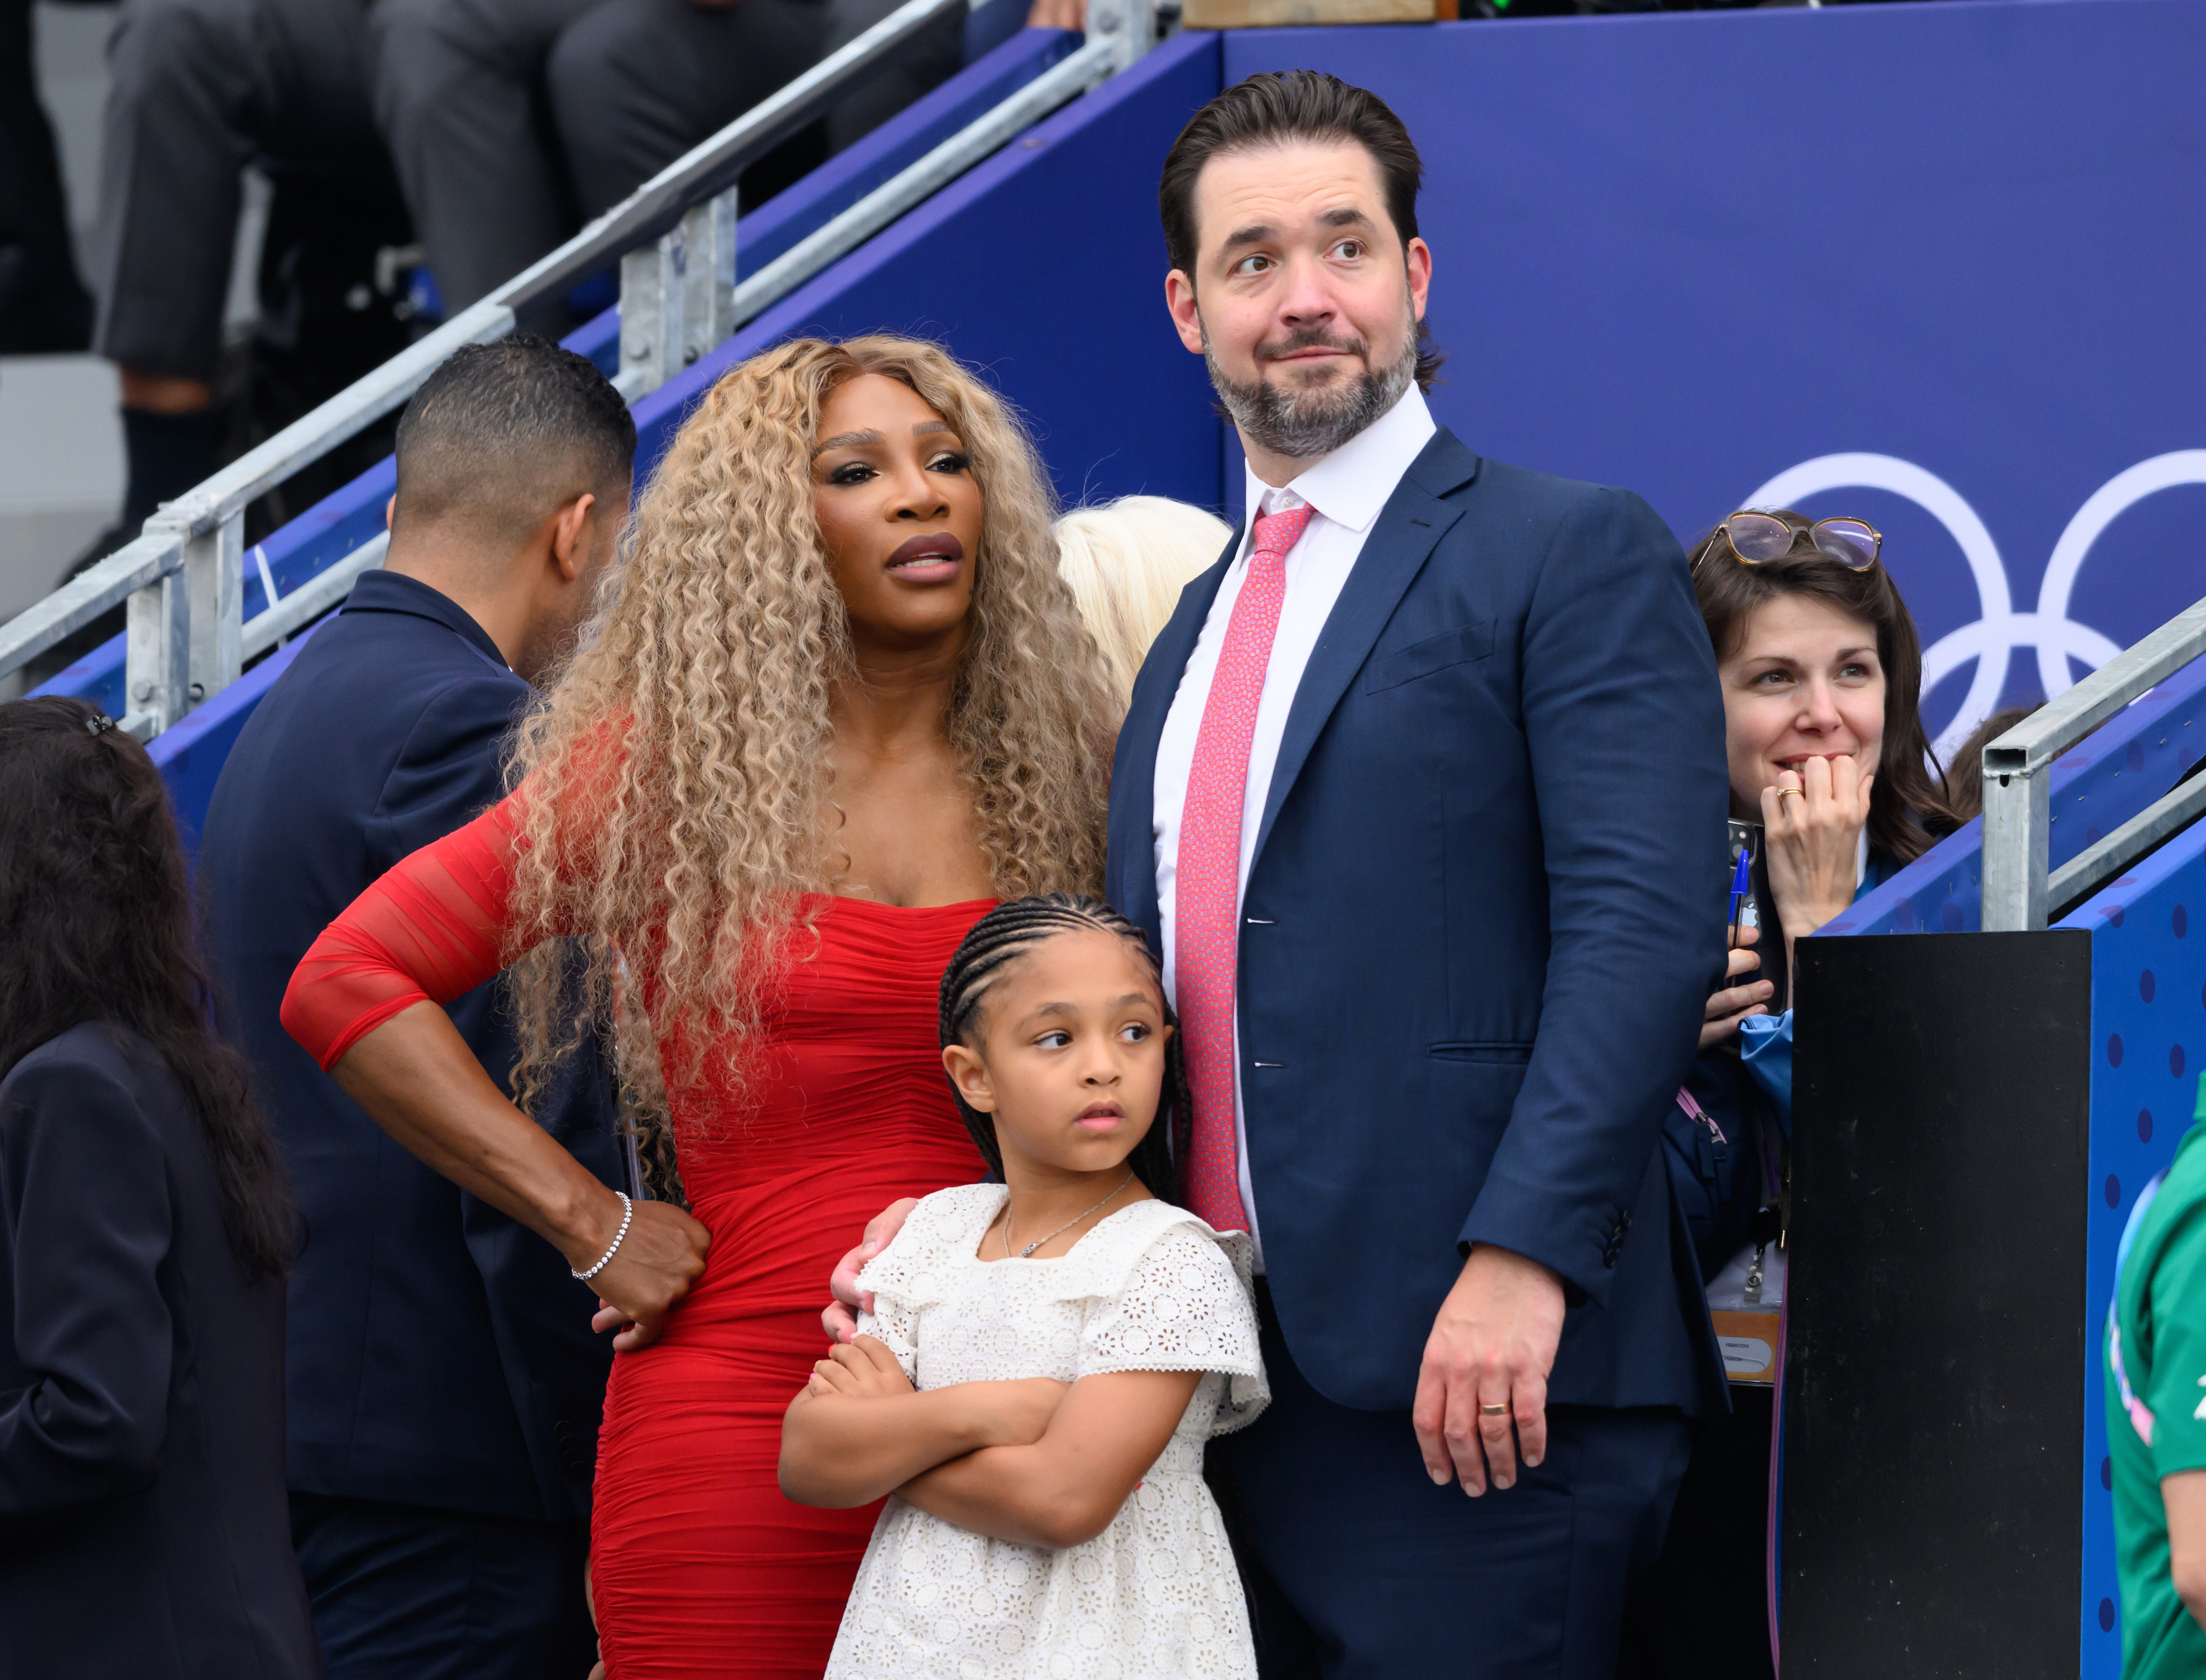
393, 334, 637, 547
1159, 71, 1439, 389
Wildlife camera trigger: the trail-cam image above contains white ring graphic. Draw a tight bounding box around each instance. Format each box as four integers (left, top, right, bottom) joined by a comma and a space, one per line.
1740, 450, 2206, 763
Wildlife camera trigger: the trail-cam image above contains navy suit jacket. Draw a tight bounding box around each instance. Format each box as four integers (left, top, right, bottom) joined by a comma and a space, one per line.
0, 1024, 321, 1678
1106, 429, 1731, 1416
203, 570, 623, 1521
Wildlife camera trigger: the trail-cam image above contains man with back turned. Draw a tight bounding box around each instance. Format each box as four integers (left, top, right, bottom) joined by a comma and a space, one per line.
203, 336, 637, 1677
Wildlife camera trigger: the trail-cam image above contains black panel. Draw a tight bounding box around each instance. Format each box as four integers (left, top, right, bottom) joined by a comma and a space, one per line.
1782, 930, 2091, 1675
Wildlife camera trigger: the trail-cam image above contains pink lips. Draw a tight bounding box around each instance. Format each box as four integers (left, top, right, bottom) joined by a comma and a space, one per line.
1075, 1103, 1123, 1130
886, 531, 964, 583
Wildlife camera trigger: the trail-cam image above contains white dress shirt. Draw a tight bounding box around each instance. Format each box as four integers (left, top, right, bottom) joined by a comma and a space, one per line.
1152, 384, 1438, 1269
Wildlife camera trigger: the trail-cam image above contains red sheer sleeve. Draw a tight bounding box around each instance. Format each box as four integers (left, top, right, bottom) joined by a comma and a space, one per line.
281, 792, 533, 1071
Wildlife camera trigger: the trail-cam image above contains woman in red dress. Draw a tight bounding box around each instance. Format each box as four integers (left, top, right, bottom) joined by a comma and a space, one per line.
279, 336, 1117, 1678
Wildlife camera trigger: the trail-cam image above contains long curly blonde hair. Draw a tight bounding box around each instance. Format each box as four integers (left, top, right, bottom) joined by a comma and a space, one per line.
501, 336, 1118, 1140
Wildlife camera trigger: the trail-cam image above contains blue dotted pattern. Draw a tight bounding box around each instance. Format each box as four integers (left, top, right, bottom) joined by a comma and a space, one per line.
2059, 831, 2206, 1677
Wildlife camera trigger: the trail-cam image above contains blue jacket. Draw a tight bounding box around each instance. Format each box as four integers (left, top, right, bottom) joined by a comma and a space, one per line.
0, 1024, 321, 1678
202, 570, 622, 1521
1105, 430, 1731, 1416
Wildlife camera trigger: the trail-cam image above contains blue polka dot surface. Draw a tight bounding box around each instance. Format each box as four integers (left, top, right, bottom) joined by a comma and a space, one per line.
2060, 811, 2206, 1675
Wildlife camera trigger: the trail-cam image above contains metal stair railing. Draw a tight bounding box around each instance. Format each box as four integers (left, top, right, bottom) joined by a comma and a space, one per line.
0, 0, 1153, 738
1981, 593, 2206, 929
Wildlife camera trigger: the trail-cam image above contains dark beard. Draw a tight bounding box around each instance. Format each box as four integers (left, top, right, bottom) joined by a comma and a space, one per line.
1203, 313, 1420, 464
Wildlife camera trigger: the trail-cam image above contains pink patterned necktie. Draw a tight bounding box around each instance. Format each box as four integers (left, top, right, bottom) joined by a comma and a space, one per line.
1176, 501, 1312, 1233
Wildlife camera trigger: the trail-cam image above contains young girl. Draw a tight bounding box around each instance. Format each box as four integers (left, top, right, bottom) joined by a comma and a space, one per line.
778, 894, 1267, 1679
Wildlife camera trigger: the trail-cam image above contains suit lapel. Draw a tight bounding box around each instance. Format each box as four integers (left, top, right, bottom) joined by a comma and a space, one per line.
1113, 529, 1240, 945
1248, 430, 1481, 874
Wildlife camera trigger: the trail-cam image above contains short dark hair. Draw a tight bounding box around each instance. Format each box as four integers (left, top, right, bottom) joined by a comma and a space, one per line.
393, 334, 637, 547
1688, 511, 1963, 865
1159, 71, 1438, 388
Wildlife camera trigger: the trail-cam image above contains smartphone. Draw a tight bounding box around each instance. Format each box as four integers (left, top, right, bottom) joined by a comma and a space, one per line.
1724, 819, 1788, 1016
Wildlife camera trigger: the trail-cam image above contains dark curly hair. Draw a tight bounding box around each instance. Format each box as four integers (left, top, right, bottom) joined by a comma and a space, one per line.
937, 894, 1186, 1204
0, 698, 294, 1276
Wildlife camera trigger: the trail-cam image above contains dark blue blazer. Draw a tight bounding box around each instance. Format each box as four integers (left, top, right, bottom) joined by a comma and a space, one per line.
202, 570, 623, 1522
1106, 429, 1731, 1416
0, 1023, 322, 1678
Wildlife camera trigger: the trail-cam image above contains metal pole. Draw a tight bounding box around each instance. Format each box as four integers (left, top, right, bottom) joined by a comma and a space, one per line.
125, 565, 191, 736
1980, 752, 2050, 932
184, 510, 244, 707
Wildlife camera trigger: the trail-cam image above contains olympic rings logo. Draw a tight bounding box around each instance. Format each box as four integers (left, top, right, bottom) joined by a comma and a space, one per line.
1743, 451, 2206, 760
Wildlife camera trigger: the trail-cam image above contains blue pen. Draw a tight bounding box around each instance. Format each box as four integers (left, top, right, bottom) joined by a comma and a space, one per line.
1727, 849, 1752, 942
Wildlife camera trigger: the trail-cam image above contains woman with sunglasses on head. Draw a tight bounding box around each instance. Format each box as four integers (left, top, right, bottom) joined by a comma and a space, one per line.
1621, 510, 1962, 1680
1693, 508, 1962, 1109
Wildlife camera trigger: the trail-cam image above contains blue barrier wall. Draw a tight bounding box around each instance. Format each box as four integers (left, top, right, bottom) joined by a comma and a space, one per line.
1226, 0, 2206, 758
2065, 829, 2206, 1670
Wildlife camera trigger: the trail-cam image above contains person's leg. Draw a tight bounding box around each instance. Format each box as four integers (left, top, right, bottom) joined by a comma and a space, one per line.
1209, 1283, 1692, 1680
544, 0, 829, 219
817, 0, 965, 154
289, 1493, 593, 1680
366, 0, 597, 312
1617, 1388, 1775, 1680
91, 0, 259, 525
0, 0, 94, 353
93, 0, 389, 530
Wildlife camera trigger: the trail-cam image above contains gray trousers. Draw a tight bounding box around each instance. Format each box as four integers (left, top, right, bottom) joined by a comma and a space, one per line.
368, 0, 964, 313
92, 0, 390, 380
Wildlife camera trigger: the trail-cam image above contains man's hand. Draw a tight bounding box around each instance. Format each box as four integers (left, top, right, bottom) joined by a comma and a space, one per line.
1702, 922, 1771, 1050
822, 1197, 918, 1343
573, 1196, 709, 1352
1026, 0, 1083, 27
1412, 1244, 1567, 1495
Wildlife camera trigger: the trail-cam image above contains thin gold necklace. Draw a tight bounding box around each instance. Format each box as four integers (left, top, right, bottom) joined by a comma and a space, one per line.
1003, 1170, 1134, 1260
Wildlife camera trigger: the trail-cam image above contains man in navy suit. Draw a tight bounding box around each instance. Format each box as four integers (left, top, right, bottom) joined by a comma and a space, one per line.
827, 68, 1728, 1679
203, 336, 636, 1677
1116, 73, 1729, 1676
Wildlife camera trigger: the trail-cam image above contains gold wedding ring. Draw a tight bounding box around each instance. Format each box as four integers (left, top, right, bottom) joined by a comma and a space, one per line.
1479, 1403, 1509, 1417
1776, 785, 1805, 801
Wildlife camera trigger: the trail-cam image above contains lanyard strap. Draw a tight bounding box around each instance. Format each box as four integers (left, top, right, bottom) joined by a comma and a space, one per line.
1675, 1085, 1726, 1144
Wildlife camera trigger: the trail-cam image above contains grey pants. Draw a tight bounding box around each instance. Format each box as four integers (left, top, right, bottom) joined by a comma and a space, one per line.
92, 0, 391, 380
368, 0, 965, 313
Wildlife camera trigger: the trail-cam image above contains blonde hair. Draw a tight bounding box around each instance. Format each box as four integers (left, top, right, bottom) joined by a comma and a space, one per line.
1054, 496, 1231, 704
501, 336, 1118, 1136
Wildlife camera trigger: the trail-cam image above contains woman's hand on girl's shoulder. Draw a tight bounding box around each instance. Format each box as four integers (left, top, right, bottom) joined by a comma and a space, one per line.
1762, 752, 1874, 940
806, 1334, 914, 1401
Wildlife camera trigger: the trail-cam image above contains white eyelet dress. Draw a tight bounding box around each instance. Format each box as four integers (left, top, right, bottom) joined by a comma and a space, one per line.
824, 1184, 1270, 1680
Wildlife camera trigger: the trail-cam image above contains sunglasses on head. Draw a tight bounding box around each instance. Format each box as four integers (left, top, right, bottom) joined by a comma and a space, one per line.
1708, 511, 1882, 572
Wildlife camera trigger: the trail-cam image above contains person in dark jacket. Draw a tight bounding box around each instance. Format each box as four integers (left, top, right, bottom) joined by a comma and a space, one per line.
200, 335, 640, 1678
0, 695, 318, 1680
1622, 508, 1963, 1680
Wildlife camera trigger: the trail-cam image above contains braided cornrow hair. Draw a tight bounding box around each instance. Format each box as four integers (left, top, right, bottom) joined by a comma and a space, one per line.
937, 894, 1187, 1204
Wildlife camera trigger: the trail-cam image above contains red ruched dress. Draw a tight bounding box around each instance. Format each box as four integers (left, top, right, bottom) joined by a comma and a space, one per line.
281, 790, 990, 1679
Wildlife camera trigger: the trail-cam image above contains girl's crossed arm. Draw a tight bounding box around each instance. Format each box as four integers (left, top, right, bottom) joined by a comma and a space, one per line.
778, 1336, 1070, 1509
778, 1337, 1203, 1551
898, 1366, 1200, 1551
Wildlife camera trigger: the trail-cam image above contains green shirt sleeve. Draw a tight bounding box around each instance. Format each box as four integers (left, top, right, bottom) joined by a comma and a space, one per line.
2148, 1202, 2206, 1479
